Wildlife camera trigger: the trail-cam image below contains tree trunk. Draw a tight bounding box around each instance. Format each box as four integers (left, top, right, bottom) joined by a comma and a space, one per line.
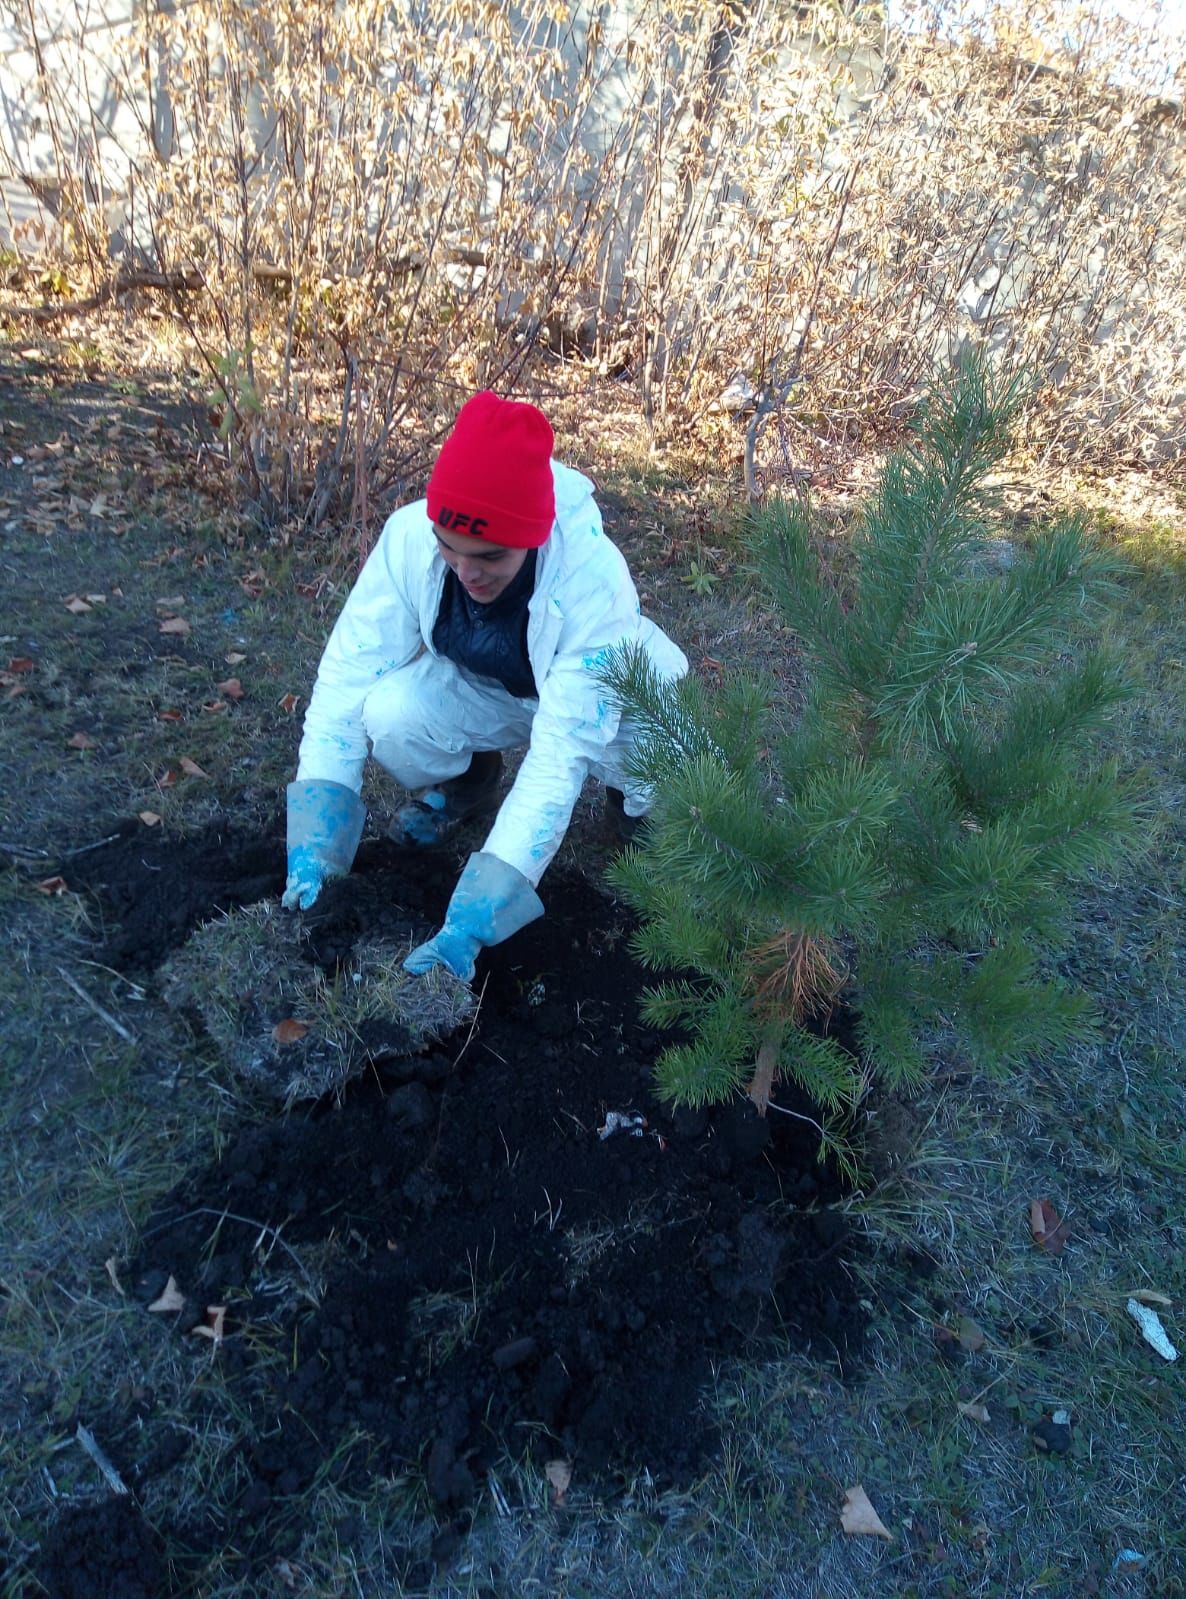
747, 1021, 783, 1115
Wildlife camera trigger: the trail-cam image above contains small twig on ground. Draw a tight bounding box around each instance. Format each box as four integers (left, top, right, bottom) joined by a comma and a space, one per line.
487, 1470, 512, 1516
0, 840, 51, 858
140, 1208, 320, 1297
764, 1099, 827, 1140
74, 959, 147, 999
59, 832, 123, 859
74, 1423, 129, 1495
57, 966, 137, 1044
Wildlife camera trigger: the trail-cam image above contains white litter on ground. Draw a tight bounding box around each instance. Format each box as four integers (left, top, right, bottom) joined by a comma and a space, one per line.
597, 1110, 648, 1140
1126, 1298, 1178, 1361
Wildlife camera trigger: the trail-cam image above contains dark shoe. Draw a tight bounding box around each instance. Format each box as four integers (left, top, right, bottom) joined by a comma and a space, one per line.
390, 752, 503, 847
605, 786, 648, 846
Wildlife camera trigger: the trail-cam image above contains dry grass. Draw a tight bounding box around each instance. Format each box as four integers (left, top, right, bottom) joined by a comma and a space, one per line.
160, 902, 473, 1104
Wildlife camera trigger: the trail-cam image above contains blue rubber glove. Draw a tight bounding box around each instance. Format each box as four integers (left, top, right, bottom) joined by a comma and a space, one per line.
283, 780, 366, 911
404, 923, 483, 982
404, 851, 544, 981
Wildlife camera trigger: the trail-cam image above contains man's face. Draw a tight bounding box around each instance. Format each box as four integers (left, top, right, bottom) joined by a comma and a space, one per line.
433, 523, 530, 604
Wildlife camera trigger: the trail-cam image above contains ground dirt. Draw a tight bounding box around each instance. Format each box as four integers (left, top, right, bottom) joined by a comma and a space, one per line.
35, 829, 859, 1595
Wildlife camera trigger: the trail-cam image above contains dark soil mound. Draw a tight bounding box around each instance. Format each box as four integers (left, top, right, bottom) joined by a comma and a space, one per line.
34, 1495, 168, 1599
66, 816, 287, 967
39, 830, 862, 1592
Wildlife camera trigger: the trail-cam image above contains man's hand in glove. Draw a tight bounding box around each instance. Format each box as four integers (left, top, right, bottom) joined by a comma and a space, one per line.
282, 847, 335, 912
403, 851, 544, 982
283, 779, 366, 911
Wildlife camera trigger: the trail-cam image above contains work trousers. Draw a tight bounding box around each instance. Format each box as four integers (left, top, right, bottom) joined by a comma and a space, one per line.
361, 652, 651, 816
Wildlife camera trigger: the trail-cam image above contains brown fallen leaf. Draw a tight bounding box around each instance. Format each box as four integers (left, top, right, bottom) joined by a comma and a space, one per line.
216, 677, 244, 700
67, 731, 97, 749
958, 1400, 991, 1423
156, 595, 185, 609
193, 1305, 227, 1344
83, 593, 107, 605
545, 1458, 572, 1505
35, 876, 68, 895
179, 757, 209, 778
224, 651, 247, 665
956, 1315, 987, 1353
1030, 1198, 1070, 1254
841, 1484, 892, 1540
147, 1276, 186, 1313
272, 1018, 308, 1044
277, 692, 300, 715
157, 768, 178, 789
159, 617, 191, 636
6, 656, 34, 673
157, 708, 184, 722
201, 700, 227, 714
138, 810, 162, 827
65, 596, 92, 614
104, 1257, 125, 1296
1128, 1289, 1173, 1307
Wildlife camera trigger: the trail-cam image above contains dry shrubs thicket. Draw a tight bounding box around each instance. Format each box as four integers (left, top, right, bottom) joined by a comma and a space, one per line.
5, 0, 1186, 527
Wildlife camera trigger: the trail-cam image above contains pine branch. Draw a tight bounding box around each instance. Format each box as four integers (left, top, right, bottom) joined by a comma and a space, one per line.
861, 357, 1028, 687
778, 1025, 865, 1114
873, 523, 1127, 744
949, 650, 1134, 811
854, 981, 929, 1090
1011, 770, 1141, 878
748, 497, 854, 690
956, 940, 1097, 1074
651, 986, 755, 1107
598, 642, 723, 773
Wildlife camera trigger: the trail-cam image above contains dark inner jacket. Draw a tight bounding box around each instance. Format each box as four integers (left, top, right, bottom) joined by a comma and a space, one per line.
431, 549, 539, 700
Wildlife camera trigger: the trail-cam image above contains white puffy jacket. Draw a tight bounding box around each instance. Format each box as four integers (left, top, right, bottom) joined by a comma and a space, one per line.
296, 462, 687, 883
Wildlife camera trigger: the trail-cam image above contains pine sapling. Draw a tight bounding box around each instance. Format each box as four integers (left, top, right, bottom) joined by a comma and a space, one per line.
602, 357, 1138, 1138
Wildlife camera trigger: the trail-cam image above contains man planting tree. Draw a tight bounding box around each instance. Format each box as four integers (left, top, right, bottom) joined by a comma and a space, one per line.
283, 391, 687, 978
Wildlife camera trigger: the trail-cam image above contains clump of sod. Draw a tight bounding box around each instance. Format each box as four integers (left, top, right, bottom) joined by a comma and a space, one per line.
162, 901, 473, 1103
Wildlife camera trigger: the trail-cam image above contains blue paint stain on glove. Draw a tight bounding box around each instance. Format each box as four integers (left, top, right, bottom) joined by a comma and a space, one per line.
403, 924, 483, 982
403, 851, 544, 982
283, 780, 366, 911
283, 843, 335, 912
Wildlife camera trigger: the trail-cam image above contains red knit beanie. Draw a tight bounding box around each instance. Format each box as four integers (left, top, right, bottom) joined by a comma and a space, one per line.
426, 391, 555, 549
